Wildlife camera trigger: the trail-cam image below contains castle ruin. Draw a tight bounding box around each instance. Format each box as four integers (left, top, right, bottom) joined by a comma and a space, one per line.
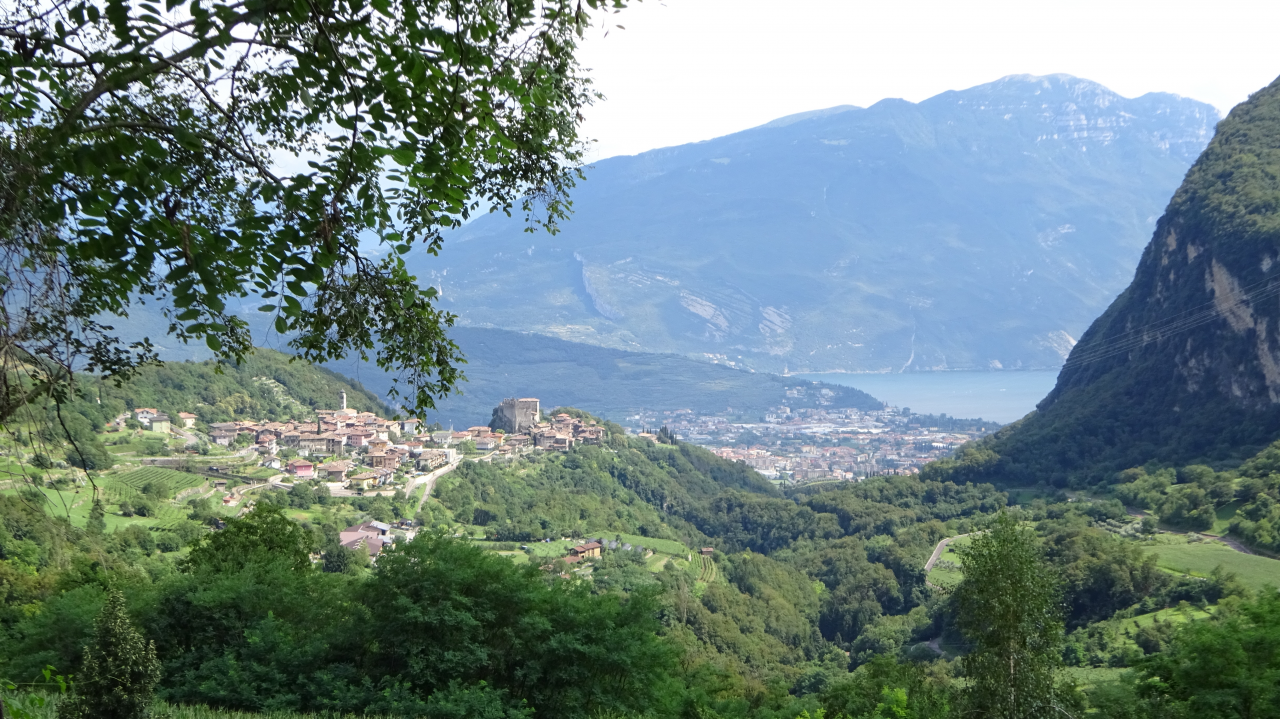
491, 397, 540, 434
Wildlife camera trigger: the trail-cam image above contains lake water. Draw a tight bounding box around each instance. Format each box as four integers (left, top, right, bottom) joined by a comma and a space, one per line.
792, 370, 1061, 424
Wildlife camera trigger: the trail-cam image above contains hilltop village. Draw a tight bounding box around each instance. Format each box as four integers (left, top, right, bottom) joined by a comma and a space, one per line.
125, 394, 618, 488
122, 385, 992, 502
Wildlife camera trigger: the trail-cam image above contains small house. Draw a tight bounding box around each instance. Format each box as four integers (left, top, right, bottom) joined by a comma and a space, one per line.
286, 458, 315, 478
149, 414, 172, 434
569, 541, 602, 558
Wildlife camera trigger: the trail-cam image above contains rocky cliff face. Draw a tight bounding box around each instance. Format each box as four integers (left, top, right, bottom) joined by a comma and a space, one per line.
971, 74, 1280, 483
412, 74, 1218, 374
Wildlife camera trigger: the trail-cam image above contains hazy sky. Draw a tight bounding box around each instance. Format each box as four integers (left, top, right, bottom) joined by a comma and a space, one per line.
576, 0, 1280, 161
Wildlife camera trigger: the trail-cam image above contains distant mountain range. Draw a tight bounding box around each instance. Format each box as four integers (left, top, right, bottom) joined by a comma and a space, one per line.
414, 74, 1219, 374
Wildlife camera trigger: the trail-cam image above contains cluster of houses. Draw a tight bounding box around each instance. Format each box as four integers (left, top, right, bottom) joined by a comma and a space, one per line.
338, 520, 400, 559
556, 538, 693, 566
260, 397, 458, 490
134, 392, 459, 491
129, 407, 198, 434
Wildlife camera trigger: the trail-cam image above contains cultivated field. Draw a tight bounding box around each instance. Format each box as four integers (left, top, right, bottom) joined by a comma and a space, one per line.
1144, 535, 1280, 593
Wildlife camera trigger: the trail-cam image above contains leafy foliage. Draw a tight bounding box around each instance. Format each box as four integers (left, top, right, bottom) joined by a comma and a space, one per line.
0, 0, 627, 422
1088, 593, 1280, 719
953, 513, 1066, 719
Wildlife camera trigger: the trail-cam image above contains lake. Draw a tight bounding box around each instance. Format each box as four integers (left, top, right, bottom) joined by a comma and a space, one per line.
792, 370, 1061, 424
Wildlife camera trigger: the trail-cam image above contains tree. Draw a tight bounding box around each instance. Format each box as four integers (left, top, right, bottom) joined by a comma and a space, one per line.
320, 541, 367, 574
1128, 593, 1280, 719
0, 0, 628, 424
86, 498, 105, 535
56, 589, 161, 719
184, 502, 312, 573
953, 513, 1067, 719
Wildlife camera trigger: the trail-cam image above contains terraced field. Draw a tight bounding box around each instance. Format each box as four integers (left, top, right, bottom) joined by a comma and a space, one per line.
698, 555, 717, 582
99, 467, 209, 529
112, 467, 207, 492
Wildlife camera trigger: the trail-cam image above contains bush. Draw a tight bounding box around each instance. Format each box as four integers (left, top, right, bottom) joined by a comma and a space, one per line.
154, 532, 182, 553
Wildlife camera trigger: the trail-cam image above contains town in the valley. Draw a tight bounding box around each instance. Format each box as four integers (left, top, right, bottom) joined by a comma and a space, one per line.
121, 390, 988, 562
624, 402, 993, 483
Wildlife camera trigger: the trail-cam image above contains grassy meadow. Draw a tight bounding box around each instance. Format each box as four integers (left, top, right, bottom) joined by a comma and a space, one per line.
925, 535, 971, 589
1144, 534, 1280, 593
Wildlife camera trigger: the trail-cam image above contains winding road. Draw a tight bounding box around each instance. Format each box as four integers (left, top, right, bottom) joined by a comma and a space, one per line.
924, 533, 971, 573
410, 461, 459, 514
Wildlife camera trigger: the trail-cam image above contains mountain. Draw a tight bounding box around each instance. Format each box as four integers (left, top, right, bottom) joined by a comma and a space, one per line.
325, 326, 883, 427
932, 73, 1280, 486
411, 74, 1219, 374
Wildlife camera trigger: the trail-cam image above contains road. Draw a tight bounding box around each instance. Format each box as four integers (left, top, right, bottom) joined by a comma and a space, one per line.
925, 533, 971, 572
410, 461, 459, 514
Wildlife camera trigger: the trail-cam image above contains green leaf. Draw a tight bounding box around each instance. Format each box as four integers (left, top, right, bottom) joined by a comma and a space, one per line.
390, 148, 416, 166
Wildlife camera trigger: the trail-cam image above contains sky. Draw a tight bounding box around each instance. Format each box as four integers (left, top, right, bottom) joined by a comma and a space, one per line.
575, 0, 1280, 161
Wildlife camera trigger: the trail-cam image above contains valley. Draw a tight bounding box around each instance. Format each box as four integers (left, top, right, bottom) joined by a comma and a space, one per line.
5, 5, 1280, 712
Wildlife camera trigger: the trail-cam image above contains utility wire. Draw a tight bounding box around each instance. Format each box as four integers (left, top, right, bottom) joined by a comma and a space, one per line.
1061, 272, 1280, 370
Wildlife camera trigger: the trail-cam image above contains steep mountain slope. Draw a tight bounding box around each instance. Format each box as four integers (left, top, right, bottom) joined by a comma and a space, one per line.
414, 74, 1218, 373
939, 73, 1280, 485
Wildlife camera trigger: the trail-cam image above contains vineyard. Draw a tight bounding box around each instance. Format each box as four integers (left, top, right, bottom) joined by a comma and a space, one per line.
698, 555, 717, 582
113, 466, 207, 492
101, 468, 209, 529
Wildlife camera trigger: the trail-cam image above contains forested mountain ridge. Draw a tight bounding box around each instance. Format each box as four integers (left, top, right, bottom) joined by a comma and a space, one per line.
107, 349, 391, 423
326, 327, 883, 427
932, 73, 1280, 486
417, 74, 1218, 373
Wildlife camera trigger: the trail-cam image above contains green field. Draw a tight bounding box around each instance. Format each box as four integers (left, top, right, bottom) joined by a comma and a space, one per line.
1145, 535, 1280, 593
112, 466, 208, 492
1210, 500, 1244, 535
0, 465, 227, 532
925, 535, 971, 589
470, 533, 695, 574
520, 533, 691, 560
1122, 604, 1214, 630
0, 485, 141, 532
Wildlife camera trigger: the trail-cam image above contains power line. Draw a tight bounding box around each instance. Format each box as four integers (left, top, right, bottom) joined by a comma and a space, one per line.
1061, 271, 1280, 370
